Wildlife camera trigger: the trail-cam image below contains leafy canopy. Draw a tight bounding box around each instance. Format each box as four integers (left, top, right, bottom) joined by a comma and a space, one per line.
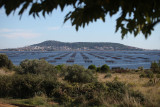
0, 0, 160, 38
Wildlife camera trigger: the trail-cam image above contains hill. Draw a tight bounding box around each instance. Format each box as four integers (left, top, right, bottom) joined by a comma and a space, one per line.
2, 40, 143, 51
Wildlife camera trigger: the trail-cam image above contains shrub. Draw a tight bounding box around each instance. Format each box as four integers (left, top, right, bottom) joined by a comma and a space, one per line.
104, 73, 112, 78
51, 86, 72, 103
88, 97, 103, 106
13, 65, 23, 74
129, 90, 145, 104
151, 61, 160, 73
100, 64, 110, 73
20, 59, 55, 74
96, 67, 101, 72
0, 74, 58, 98
139, 71, 154, 78
106, 81, 146, 105
139, 73, 145, 78
0, 75, 12, 97
138, 66, 144, 71
55, 64, 65, 71
106, 81, 127, 100
0, 54, 13, 69
145, 70, 154, 78
146, 78, 160, 86
40, 76, 59, 97
64, 65, 97, 83
88, 64, 96, 70
73, 95, 86, 105
10, 74, 44, 98
156, 74, 160, 78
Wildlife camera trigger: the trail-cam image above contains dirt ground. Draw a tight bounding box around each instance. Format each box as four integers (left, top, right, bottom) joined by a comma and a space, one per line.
0, 102, 18, 107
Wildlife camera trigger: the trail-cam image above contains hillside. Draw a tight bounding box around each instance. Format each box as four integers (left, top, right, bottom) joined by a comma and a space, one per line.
2, 40, 143, 51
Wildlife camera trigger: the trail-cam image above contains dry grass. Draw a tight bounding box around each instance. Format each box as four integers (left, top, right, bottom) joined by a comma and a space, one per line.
97, 72, 160, 106
0, 68, 15, 76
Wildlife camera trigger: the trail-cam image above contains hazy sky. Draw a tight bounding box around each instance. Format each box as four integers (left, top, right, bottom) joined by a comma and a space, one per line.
0, 7, 160, 50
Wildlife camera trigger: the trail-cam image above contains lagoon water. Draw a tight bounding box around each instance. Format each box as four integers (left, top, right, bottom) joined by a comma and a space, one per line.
1, 51, 160, 69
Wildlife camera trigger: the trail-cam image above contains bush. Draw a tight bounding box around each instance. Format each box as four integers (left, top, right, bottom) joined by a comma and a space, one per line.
13, 65, 23, 74
139, 73, 145, 78
0, 75, 12, 97
129, 90, 145, 103
145, 71, 154, 78
0, 54, 13, 69
64, 65, 97, 83
156, 74, 160, 78
88, 64, 96, 70
139, 71, 154, 78
96, 67, 101, 72
73, 95, 86, 105
106, 81, 127, 100
11, 74, 44, 98
138, 66, 144, 71
100, 64, 110, 73
104, 73, 112, 78
106, 81, 146, 104
0, 74, 58, 98
20, 59, 55, 74
88, 97, 103, 106
151, 61, 160, 73
55, 64, 65, 71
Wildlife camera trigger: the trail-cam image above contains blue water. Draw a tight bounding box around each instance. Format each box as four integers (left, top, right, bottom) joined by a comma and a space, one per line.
0, 51, 160, 69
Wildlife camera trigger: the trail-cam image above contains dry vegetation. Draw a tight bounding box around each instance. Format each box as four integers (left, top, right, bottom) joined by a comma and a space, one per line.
97, 72, 160, 106
0, 68, 15, 76
0, 54, 160, 106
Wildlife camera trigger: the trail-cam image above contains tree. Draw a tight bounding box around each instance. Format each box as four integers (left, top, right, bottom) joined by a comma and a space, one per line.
0, 54, 13, 69
20, 59, 54, 74
100, 64, 110, 73
64, 65, 97, 83
88, 64, 97, 70
0, 0, 159, 38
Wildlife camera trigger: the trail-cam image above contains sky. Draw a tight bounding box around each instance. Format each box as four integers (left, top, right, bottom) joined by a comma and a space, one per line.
0, 6, 160, 50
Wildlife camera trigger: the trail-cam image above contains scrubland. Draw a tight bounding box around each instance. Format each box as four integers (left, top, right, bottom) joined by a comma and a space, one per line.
0, 54, 160, 107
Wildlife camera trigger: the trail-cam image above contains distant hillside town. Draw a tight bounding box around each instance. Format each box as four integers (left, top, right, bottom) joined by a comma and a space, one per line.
1, 40, 144, 51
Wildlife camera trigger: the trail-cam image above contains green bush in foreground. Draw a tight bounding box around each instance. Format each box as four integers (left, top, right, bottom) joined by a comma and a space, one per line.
106, 81, 127, 100
64, 65, 97, 83
19, 59, 56, 74
0, 54, 13, 70
0, 74, 58, 98
0, 73, 147, 106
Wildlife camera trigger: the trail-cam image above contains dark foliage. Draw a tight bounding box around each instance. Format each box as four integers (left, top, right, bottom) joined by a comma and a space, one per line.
0, 74, 58, 98
88, 64, 97, 70
0, 57, 148, 106
139, 71, 154, 78
0, 75, 12, 97
106, 81, 127, 100
19, 59, 56, 74
100, 64, 110, 73
1, 0, 160, 38
151, 61, 160, 73
129, 90, 146, 104
64, 65, 97, 83
0, 54, 13, 69
52, 82, 107, 106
